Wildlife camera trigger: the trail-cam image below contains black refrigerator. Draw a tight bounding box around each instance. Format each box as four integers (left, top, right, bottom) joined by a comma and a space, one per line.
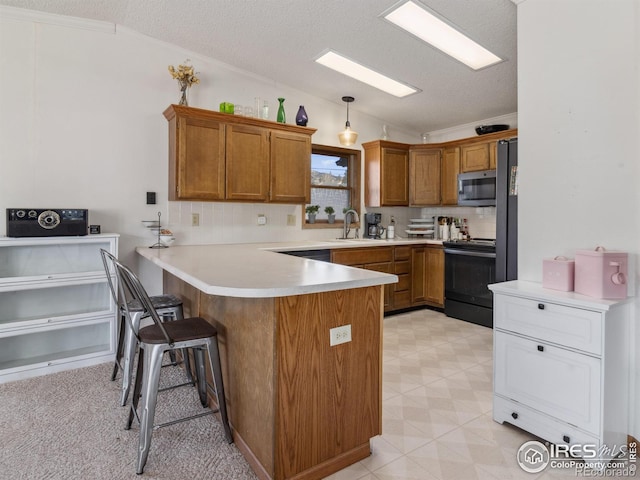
495, 138, 518, 283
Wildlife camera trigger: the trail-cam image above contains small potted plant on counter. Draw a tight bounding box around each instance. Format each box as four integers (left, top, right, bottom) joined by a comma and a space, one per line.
324, 206, 335, 224
305, 205, 320, 224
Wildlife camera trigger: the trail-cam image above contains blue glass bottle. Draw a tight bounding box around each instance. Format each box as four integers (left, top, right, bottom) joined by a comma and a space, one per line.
295, 105, 308, 126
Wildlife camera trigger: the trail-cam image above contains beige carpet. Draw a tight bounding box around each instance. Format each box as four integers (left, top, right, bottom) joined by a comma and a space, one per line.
0, 362, 258, 480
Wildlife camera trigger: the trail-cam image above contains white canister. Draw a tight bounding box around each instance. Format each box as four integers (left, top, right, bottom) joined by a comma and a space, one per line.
387, 225, 395, 239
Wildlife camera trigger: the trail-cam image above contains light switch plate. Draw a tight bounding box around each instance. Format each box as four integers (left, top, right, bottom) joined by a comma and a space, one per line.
287, 214, 296, 226
257, 214, 267, 226
330, 325, 352, 346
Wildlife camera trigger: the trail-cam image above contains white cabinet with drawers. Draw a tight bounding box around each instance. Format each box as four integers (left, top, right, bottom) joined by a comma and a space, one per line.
489, 280, 631, 461
0, 234, 119, 383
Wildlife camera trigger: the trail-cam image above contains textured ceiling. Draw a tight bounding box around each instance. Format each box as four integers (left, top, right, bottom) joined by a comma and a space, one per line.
1, 0, 517, 136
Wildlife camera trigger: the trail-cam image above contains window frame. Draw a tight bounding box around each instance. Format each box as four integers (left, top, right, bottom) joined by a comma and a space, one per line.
303, 144, 361, 229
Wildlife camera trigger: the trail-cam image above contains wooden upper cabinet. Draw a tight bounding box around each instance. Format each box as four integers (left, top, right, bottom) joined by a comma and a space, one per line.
269, 130, 311, 203
441, 146, 461, 205
169, 114, 226, 201
363, 140, 409, 207
225, 124, 270, 201
164, 105, 315, 203
461, 142, 490, 172
409, 148, 441, 206
489, 141, 497, 169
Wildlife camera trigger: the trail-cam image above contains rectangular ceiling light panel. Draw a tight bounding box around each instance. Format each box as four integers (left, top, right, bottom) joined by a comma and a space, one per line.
384, 1, 502, 70
315, 51, 419, 98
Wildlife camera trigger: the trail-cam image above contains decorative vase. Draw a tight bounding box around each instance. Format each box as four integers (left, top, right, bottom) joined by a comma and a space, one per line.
179, 85, 189, 106
308, 213, 316, 224
295, 105, 308, 126
277, 98, 286, 123
328, 214, 335, 224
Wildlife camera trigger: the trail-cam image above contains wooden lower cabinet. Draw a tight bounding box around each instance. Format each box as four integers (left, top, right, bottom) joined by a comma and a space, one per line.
165, 272, 382, 480
392, 246, 412, 310
332, 245, 444, 312
331, 247, 393, 311
411, 245, 444, 308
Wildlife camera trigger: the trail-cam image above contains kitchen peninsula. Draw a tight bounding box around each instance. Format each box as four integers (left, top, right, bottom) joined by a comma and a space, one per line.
137, 242, 398, 480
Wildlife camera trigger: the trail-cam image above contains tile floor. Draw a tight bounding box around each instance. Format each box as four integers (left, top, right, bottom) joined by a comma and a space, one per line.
325, 308, 584, 480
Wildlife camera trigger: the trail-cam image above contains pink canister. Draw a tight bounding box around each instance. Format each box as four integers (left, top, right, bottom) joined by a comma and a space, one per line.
574, 246, 628, 299
543, 256, 575, 291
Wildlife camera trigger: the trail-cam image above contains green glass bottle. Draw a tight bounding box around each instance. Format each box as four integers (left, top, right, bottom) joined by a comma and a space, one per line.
277, 97, 286, 123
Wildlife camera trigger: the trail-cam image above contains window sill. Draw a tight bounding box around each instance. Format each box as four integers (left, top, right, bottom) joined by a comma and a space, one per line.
302, 221, 361, 230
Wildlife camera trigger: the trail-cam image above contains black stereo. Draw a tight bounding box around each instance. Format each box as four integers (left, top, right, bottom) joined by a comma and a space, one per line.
6, 209, 88, 237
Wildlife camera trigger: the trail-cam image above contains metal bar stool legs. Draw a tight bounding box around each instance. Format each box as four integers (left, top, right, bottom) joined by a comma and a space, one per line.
126, 336, 233, 474
118, 307, 194, 406
101, 249, 194, 405
112, 253, 233, 474
206, 340, 233, 443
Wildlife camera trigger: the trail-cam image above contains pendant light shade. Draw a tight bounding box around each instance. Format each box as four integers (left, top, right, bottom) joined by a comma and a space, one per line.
338, 96, 358, 146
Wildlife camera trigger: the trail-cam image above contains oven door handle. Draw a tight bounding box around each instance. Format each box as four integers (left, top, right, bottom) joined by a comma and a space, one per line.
444, 249, 496, 259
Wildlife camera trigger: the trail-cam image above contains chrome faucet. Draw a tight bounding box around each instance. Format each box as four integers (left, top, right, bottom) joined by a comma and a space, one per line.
343, 209, 359, 239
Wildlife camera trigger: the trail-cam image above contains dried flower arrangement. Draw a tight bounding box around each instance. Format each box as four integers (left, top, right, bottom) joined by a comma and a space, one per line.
168, 59, 200, 105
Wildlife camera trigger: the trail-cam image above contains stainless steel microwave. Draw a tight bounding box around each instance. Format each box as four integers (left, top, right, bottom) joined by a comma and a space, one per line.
457, 170, 496, 206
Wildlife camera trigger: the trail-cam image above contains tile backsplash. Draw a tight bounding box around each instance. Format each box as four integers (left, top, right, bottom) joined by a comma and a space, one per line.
367, 206, 497, 240
166, 201, 496, 245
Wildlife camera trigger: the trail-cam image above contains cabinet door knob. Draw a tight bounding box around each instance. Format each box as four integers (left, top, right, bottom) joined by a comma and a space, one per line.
563, 435, 570, 443
511, 412, 518, 419
537, 345, 544, 352
538, 303, 545, 310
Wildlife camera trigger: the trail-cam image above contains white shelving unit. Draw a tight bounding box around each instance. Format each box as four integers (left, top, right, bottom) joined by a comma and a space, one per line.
0, 234, 119, 383
489, 280, 631, 463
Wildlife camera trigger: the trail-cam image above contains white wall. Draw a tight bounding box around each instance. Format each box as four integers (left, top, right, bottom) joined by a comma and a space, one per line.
518, 0, 640, 438
0, 6, 422, 292
425, 112, 518, 143
0, 6, 522, 292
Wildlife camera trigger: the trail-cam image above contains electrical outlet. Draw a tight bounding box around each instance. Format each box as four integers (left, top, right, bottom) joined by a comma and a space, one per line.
191, 213, 200, 227
287, 214, 296, 226
329, 325, 352, 346
257, 214, 267, 226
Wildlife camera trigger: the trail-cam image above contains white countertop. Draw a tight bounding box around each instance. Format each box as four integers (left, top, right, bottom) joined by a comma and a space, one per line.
488, 280, 630, 311
137, 238, 441, 298
262, 237, 443, 252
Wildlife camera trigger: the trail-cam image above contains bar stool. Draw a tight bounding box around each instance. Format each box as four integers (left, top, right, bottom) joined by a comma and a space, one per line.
101, 250, 193, 406
111, 254, 233, 474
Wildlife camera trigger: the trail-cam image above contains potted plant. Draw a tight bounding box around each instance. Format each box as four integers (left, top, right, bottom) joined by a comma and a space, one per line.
305, 205, 320, 223
324, 206, 336, 224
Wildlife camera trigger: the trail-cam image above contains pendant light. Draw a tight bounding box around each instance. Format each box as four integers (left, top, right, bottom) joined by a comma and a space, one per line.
338, 96, 358, 146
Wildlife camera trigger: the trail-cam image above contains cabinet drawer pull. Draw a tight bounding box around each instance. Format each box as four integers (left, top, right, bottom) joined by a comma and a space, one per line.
511, 412, 518, 419
537, 345, 544, 352
563, 435, 570, 443
538, 303, 545, 310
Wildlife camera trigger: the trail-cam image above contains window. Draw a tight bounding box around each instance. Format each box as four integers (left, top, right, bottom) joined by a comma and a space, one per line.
304, 144, 361, 227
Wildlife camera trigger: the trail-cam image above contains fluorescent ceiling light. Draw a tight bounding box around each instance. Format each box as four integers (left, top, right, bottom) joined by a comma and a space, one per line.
315, 51, 419, 98
384, 1, 502, 70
